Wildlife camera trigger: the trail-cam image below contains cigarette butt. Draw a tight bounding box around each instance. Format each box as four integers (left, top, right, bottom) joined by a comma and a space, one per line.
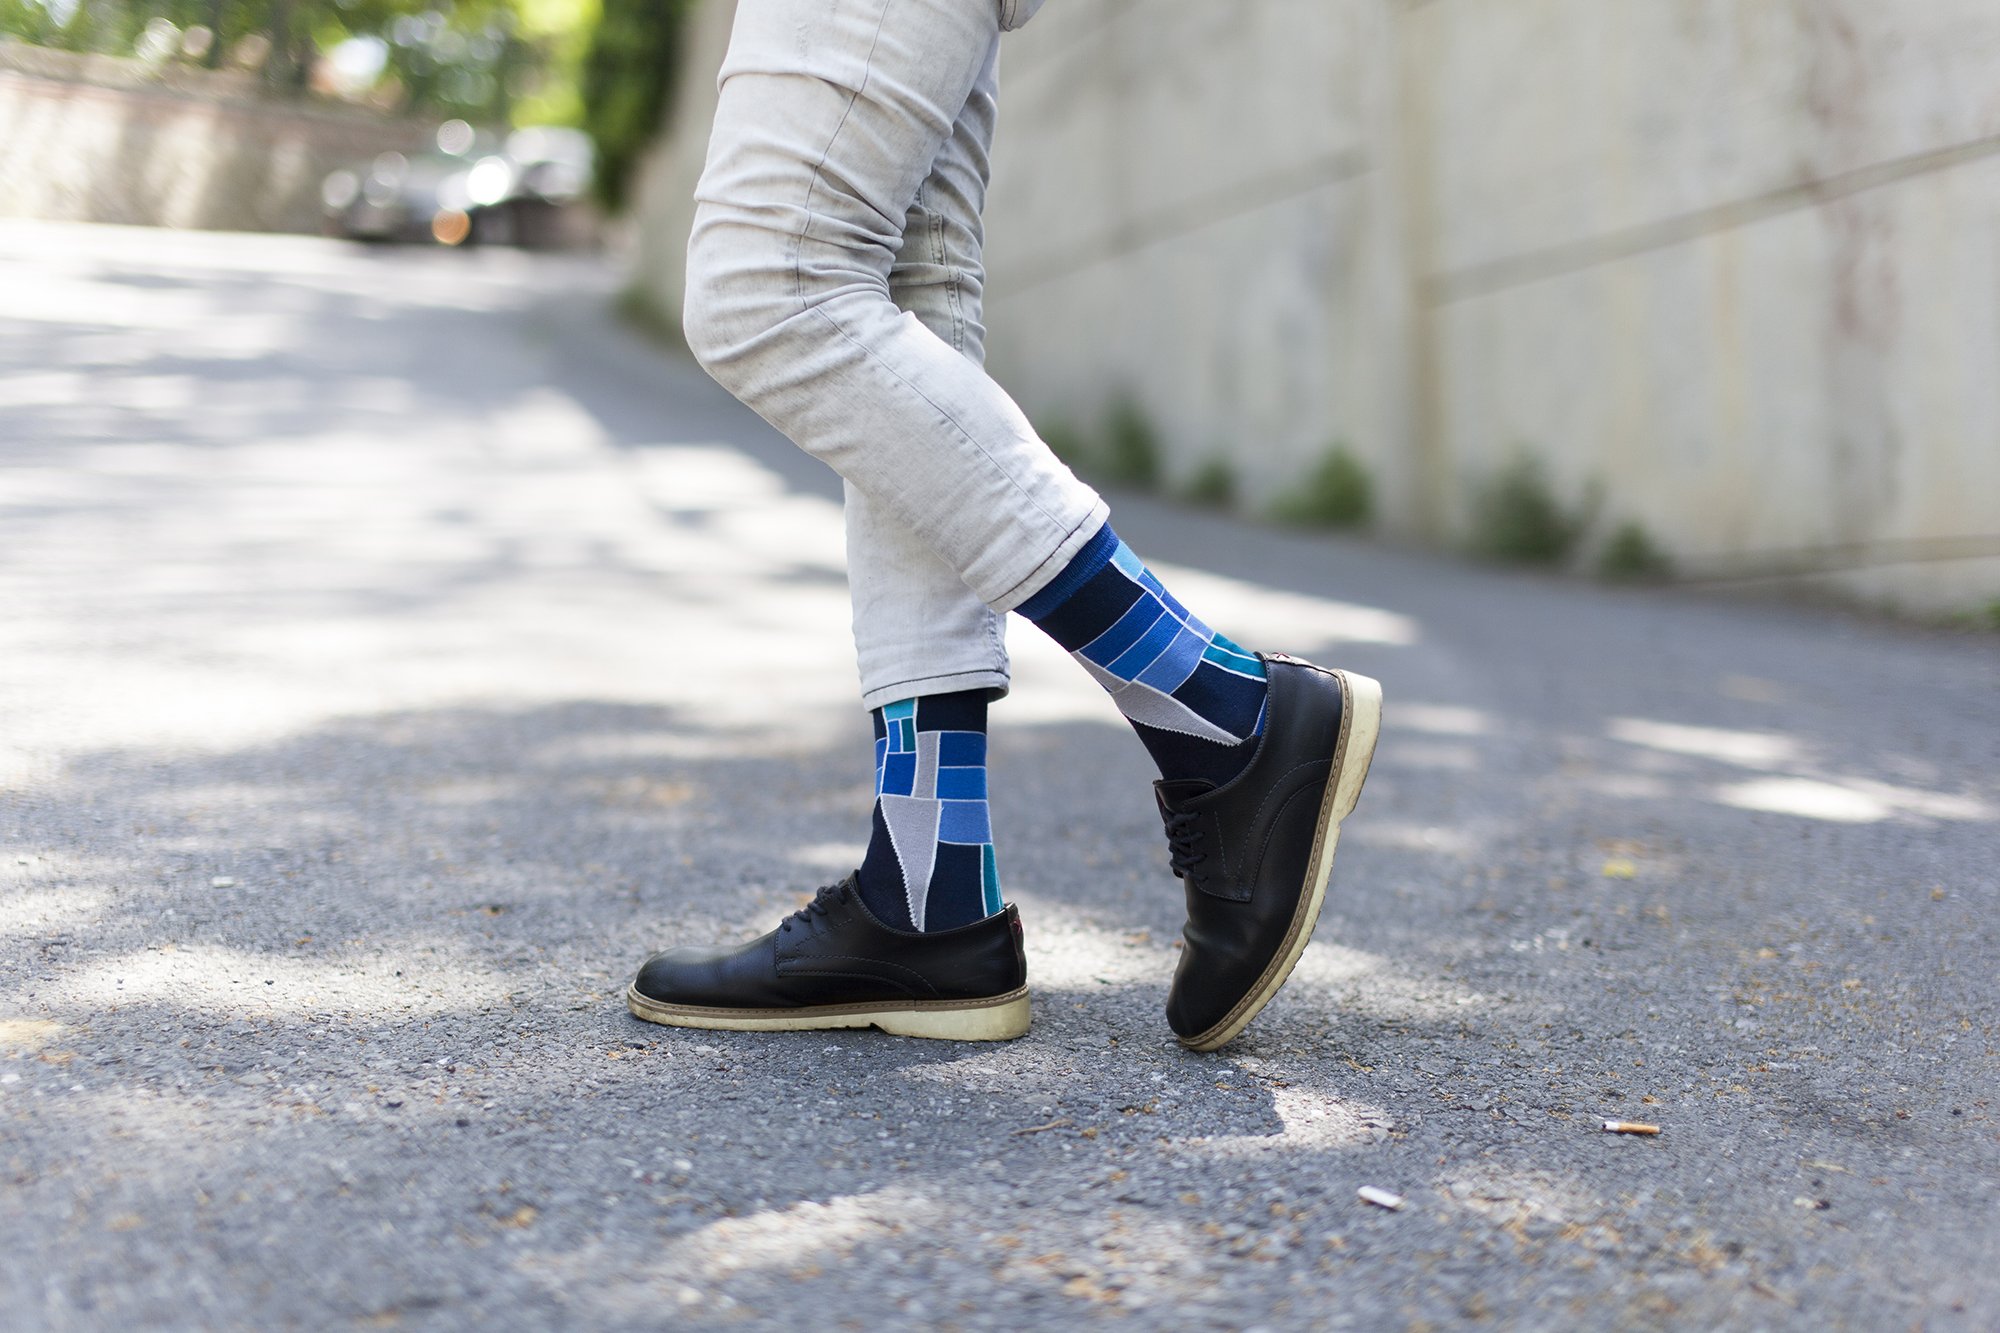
1357, 1186, 1405, 1210
1602, 1120, 1661, 1135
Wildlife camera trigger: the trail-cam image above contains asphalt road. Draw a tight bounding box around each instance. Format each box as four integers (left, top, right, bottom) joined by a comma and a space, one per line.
2, 220, 1996, 1331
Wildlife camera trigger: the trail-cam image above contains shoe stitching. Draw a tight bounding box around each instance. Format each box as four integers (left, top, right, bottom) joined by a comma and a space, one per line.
784, 955, 937, 997
1186, 775, 1343, 1048
1187, 759, 1324, 886
1184, 684, 1358, 1046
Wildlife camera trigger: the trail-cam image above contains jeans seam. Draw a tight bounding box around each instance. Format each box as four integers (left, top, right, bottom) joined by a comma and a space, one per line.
804, 300, 1074, 552
790, 0, 1076, 576
992, 504, 1105, 608
862, 667, 1009, 710
925, 180, 966, 354
794, 0, 892, 311
869, 666, 1007, 694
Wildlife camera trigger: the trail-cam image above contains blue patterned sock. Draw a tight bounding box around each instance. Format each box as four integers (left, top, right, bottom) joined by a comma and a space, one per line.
1017, 524, 1268, 787
854, 689, 1003, 933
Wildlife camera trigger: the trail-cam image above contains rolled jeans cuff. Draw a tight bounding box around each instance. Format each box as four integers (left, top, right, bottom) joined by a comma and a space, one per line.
986, 495, 1112, 615
859, 666, 1012, 714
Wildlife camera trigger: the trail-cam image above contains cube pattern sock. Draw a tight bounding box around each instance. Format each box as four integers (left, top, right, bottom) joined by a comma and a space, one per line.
1017, 523, 1267, 788
855, 689, 1002, 933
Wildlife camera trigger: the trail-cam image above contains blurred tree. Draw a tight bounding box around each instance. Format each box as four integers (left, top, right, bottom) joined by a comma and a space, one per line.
578, 0, 688, 210
0, 0, 586, 127
508, 0, 592, 127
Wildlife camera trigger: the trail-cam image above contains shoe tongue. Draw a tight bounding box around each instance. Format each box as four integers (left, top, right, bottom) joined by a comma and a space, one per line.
1155, 777, 1216, 810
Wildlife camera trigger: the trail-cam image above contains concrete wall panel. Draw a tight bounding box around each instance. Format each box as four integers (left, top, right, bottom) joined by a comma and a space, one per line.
0, 52, 428, 233
983, 0, 1413, 515
1414, 0, 2000, 281
631, 0, 2000, 614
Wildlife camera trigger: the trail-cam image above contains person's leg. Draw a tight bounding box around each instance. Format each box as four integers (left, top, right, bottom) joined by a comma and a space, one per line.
847, 34, 1008, 934
683, 0, 1273, 790
844, 23, 1008, 720
630, 1, 1031, 1041
642, 0, 1383, 1050
682, 0, 1107, 613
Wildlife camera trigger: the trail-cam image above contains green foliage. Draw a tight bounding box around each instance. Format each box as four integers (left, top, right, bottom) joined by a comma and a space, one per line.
615, 282, 685, 351
1469, 452, 1588, 564
2, 0, 180, 57
1036, 397, 1162, 488
1596, 520, 1673, 581
579, 0, 689, 210
0, 0, 569, 124
508, 0, 594, 126
1038, 419, 1088, 467
1272, 443, 1372, 528
1099, 396, 1161, 488
1181, 456, 1237, 509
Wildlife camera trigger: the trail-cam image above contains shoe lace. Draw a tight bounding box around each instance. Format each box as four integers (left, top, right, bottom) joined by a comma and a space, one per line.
780, 881, 847, 934
1162, 809, 1209, 884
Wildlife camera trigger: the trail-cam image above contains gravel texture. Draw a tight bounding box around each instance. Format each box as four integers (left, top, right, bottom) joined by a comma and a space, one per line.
1, 221, 1996, 1330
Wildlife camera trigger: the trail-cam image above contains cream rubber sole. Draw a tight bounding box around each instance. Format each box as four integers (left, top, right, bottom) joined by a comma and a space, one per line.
625, 983, 1032, 1042
1179, 668, 1382, 1053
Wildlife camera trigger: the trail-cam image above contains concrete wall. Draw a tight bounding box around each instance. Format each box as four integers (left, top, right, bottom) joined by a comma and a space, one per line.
981, 0, 1416, 520
624, 0, 743, 345
1405, 0, 2000, 610
0, 44, 429, 233
628, 1, 2000, 614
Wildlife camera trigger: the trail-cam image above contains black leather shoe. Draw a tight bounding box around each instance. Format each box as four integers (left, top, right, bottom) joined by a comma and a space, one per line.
1156, 654, 1381, 1051
626, 874, 1030, 1040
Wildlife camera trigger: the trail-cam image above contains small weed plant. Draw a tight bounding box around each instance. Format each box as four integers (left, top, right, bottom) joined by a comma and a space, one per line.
1101, 397, 1162, 488
1273, 443, 1373, 528
1597, 521, 1673, 581
1471, 452, 1589, 564
1181, 457, 1238, 509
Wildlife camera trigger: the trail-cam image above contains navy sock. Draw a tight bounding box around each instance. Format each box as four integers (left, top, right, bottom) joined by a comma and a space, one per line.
1017, 524, 1267, 788
854, 689, 1003, 933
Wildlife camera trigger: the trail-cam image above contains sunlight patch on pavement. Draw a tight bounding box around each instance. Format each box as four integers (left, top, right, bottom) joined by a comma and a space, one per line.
30, 944, 511, 1019
0, 886, 112, 940
1285, 938, 1492, 1022
1608, 718, 1800, 769
1373, 741, 1482, 772
1717, 776, 1993, 824
1, 385, 861, 760
661, 1186, 936, 1281
1347, 819, 1481, 858
624, 444, 789, 509
1609, 717, 1993, 824
1836, 776, 1994, 821
528, 726, 854, 765
0, 746, 59, 791
789, 841, 868, 873
1154, 563, 1419, 652
1012, 902, 1181, 988
1193, 1082, 1394, 1155
622, 443, 849, 577
1011, 904, 1490, 1026
517, 1185, 940, 1307
0, 218, 550, 319
0, 1018, 63, 1052
1392, 703, 1493, 736
1718, 777, 1889, 823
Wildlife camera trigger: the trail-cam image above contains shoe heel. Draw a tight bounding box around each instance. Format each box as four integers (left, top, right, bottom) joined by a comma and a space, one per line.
876, 987, 1031, 1042
1333, 671, 1382, 820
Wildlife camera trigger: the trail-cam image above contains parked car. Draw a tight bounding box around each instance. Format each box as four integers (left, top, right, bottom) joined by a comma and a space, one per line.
321, 122, 595, 249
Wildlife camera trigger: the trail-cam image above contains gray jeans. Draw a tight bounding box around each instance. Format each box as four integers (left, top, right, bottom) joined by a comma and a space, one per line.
682, 0, 1101, 711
